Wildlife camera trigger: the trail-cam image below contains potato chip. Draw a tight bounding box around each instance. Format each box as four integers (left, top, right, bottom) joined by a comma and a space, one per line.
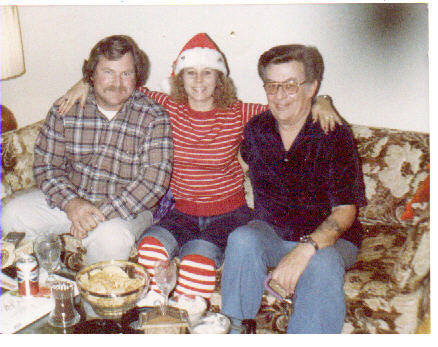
103, 265, 129, 278
80, 265, 142, 295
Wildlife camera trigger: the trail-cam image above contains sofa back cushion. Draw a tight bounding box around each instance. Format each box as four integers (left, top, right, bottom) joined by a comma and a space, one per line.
351, 125, 429, 227
239, 124, 429, 228
1, 120, 44, 200
1, 121, 430, 229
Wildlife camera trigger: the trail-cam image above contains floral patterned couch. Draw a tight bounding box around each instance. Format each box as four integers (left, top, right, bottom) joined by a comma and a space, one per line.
1, 120, 430, 334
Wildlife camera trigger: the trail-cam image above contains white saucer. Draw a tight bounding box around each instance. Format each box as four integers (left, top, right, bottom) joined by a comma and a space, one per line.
189, 312, 231, 334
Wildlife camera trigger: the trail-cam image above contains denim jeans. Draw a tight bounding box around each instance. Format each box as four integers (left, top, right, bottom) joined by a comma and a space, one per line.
221, 220, 359, 334
137, 204, 253, 268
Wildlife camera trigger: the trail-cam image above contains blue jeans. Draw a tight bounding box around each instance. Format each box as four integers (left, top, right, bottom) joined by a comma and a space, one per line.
137, 205, 253, 268
221, 220, 359, 334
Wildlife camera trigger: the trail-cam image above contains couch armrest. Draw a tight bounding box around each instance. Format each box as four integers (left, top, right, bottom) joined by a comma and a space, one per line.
343, 214, 429, 333
391, 211, 430, 292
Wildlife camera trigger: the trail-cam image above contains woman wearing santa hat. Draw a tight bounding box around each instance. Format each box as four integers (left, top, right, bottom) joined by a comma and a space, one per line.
58, 33, 340, 301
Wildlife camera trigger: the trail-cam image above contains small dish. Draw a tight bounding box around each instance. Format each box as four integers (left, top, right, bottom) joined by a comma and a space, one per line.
189, 312, 231, 334
172, 295, 207, 324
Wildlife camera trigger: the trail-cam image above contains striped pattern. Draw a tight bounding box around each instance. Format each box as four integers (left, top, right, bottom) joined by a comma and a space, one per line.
34, 90, 173, 219
137, 236, 169, 293
138, 88, 267, 216
175, 254, 216, 299
137, 237, 216, 298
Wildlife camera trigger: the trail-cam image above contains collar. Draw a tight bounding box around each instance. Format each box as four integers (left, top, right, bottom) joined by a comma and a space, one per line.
265, 110, 325, 140
88, 88, 138, 115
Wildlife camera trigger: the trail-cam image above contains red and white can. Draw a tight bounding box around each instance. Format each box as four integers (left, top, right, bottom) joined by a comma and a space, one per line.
16, 254, 39, 296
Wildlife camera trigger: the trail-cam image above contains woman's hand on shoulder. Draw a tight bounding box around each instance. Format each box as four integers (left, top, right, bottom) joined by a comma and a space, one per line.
312, 95, 342, 134
55, 79, 89, 115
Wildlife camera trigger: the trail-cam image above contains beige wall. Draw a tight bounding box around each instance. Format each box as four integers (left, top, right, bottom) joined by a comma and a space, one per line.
1, 4, 429, 132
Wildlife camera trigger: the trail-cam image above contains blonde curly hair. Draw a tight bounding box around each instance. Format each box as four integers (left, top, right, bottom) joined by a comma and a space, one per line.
169, 70, 238, 110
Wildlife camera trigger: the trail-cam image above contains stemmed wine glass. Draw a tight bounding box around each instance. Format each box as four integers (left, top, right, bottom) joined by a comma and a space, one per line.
154, 259, 177, 315
34, 233, 62, 286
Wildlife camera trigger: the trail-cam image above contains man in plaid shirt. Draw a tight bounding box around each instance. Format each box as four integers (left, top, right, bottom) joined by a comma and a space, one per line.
1, 35, 173, 265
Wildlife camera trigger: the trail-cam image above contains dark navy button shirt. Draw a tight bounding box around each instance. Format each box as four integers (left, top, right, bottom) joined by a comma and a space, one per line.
240, 110, 367, 247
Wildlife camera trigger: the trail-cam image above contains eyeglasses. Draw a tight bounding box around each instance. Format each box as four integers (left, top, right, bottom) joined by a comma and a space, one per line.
263, 80, 308, 96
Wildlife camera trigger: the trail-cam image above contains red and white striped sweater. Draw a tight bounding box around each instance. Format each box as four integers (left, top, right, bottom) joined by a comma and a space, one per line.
138, 88, 267, 216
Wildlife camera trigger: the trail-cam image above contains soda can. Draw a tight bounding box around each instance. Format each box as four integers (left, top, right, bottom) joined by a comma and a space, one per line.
17, 254, 39, 296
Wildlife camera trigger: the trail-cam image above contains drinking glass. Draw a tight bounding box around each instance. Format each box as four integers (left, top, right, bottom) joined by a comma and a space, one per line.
154, 259, 177, 315
48, 281, 80, 328
34, 234, 62, 286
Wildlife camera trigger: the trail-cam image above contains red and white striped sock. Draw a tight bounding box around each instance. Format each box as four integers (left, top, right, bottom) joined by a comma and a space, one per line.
174, 254, 216, 300
137, 236, 168, 293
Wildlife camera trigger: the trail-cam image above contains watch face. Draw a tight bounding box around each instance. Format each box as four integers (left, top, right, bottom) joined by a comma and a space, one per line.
300, 235, 309, 242
299, 235, 318, 250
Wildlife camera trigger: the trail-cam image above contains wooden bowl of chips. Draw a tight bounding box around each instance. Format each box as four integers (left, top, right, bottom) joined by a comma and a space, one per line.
76, 260, 149, 319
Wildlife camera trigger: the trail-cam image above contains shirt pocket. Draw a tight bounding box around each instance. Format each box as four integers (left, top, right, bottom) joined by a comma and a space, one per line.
116, 136, 141, 180
65, 128, 100, 164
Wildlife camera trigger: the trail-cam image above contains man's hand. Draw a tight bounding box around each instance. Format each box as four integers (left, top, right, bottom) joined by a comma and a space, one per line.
272, 205, 357, 297
64, 197, 106, 239
271, 243, 316, 297
70, 224, 87, 239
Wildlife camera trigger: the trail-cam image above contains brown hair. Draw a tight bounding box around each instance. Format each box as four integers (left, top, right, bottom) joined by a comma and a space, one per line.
258, 44, 324, 85
169, 70, 238, 110
82, 35, 149, 88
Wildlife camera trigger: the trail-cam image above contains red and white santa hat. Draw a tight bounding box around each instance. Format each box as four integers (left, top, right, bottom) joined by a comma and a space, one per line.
161, 33, 228, 93
173, 33, 228, 75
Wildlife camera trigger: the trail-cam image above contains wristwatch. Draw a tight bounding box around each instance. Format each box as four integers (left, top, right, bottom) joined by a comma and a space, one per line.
299, 235, 319, 251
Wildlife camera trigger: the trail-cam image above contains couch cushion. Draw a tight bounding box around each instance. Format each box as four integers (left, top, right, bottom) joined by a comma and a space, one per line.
343, 222, 429, 334
210, 267, 292, 333
343, 283, 426, 334
351, 125, 429, 227
1, 121, 44, 199
240, 124, 430, 227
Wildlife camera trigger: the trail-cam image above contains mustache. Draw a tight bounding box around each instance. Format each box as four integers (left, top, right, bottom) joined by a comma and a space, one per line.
104, 86, 128, 93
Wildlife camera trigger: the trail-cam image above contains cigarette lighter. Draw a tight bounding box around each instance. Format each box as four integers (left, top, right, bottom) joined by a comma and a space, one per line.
264, 272, 292, 304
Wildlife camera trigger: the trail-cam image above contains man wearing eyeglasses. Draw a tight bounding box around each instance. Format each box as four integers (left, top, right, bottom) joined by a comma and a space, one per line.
221, 44, 366, 334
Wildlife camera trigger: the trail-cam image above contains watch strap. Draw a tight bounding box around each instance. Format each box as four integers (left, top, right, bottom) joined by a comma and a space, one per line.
300, 235, 319, 251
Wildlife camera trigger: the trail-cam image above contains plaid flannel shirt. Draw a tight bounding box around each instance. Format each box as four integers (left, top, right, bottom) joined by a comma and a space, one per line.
33, 89, 173, 220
